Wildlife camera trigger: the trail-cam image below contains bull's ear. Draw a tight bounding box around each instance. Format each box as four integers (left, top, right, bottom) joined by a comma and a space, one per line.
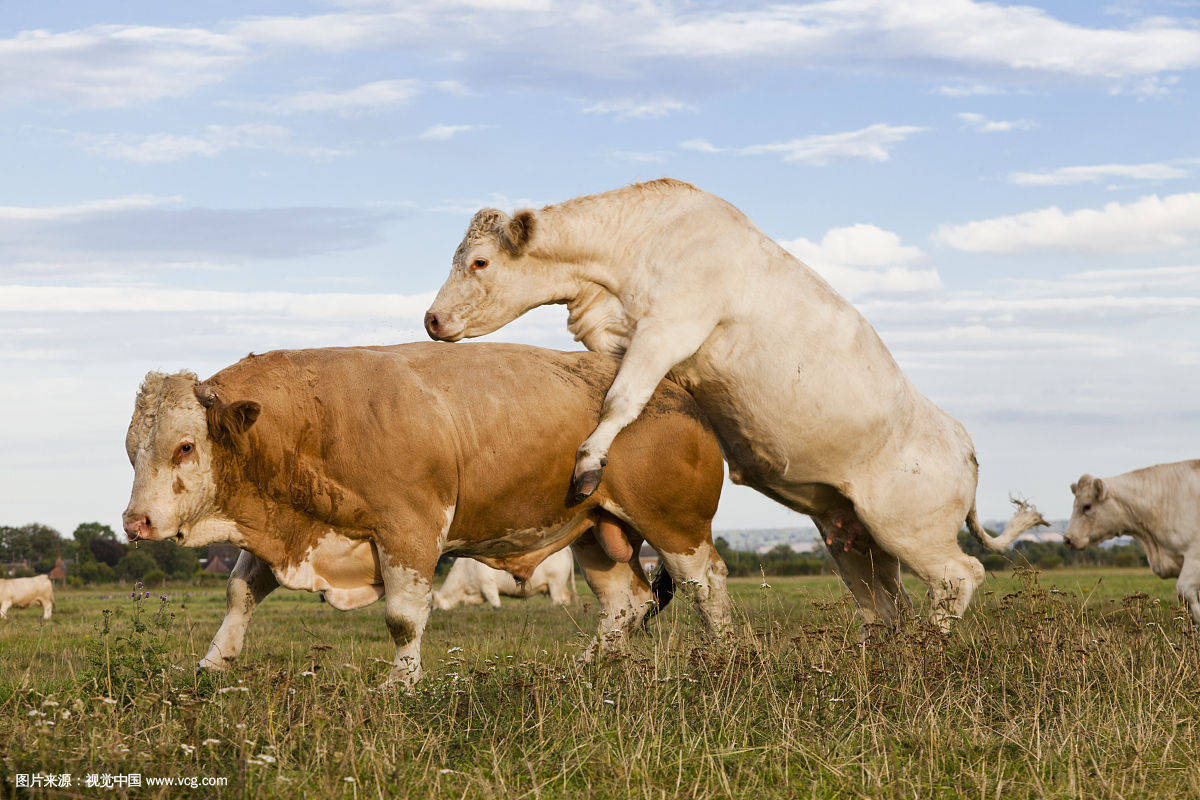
498, 209, 536, 257
223, 400, 260, 435
1070, 481, 1079, 495
1094, 478, 1107, 501
208, 399, 261, 443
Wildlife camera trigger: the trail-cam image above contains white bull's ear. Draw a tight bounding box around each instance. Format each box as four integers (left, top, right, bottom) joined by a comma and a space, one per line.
1093, 478, 1107, 502
498, 209, 536, 257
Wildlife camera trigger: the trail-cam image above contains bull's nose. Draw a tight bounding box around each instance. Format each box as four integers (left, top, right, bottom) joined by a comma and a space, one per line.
122, 514, 152, 541
424, 311, 441, 340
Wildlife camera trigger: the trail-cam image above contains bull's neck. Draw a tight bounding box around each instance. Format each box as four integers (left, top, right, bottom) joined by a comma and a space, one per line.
1108, 471, 1164, 540
530, 200, 629, 299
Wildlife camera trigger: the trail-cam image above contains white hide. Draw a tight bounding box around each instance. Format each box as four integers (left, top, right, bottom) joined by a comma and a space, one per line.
1065, 461, 1200, 623
433, 548, 577, 610
0, 574, 54, 620
427, 179, 1047, 627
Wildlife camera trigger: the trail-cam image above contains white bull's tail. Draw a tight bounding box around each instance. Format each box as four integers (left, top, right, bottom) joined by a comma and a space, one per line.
966, 496, 1049, 551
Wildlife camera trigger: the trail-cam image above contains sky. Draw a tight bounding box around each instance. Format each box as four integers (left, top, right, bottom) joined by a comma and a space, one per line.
2, 0, 1199, 538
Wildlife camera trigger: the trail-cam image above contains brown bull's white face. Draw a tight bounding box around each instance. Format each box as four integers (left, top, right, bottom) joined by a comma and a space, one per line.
1064, 474, 1123, 549
122, 372, 254, 548
424, 207, 556, 342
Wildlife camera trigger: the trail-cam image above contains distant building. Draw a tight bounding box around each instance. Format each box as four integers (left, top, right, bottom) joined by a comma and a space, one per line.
202, 543, 240, 574
3, 559, 32, 577
639, 543, 659, 573
48, 557, 68, 583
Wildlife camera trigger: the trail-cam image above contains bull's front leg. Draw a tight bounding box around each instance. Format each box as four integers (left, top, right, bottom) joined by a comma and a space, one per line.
1176, 557, 1200, 628
200, 550, 279, 671
571, 318, 714, 503
379, 556, 436, 690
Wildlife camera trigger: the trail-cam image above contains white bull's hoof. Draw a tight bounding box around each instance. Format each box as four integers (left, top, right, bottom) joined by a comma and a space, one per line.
570, 456, 607, 505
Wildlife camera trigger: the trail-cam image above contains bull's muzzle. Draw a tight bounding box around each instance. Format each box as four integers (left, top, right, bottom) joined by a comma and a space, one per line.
122, 513, 153, 541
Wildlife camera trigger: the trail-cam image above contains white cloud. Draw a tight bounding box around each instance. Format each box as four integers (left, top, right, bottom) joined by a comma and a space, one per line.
417, 123, 483, 140
689, 124, 926, 166
779, 224, 941, 298
6, 2, 1200, 114
582, 97, 695, 119
267, 79, 420, 115
0, 195, 181, 221
680, 138, 723, 154
956, 112, 1036, 132
0, 25, 246, 108
1008, 162, 1190, 186
80, 124, 291, 163
935, 192, 1200, 253
933, 83, 1005, 96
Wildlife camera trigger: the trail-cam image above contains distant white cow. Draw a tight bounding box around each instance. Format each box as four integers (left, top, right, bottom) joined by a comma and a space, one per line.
425, 178, 1046, 630
0, 574, 54, 621
434, 549, 577, 610
1065, 461, 1200, 623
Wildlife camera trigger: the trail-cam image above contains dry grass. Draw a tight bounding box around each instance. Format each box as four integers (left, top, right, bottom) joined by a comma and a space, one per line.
2, 568, 1198, 799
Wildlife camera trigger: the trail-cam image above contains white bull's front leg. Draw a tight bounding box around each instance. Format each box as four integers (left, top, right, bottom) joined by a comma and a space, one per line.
200, 550, 279, 671
1176, 557, 1200, 628
571, 317, 714, 503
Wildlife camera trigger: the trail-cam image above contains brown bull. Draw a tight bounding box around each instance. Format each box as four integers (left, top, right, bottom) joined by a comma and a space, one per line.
122, 342, 730, 686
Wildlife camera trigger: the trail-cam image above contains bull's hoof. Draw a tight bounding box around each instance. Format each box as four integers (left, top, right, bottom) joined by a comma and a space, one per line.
570, 468, 604, 506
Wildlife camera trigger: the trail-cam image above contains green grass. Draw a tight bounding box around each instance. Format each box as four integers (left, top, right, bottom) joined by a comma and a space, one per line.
2, 568, 1198, 799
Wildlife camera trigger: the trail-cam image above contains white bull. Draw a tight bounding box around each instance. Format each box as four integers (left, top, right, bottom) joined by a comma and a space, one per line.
1065, 461, 1200, 623
433, 549, 577, 610
0, 574, 54, 621
425, 178, 1045, 629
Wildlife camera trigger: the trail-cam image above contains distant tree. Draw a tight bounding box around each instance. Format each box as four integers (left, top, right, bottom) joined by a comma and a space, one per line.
73, 522, 118, 564
75, 560, 116, 584
90, 537, 126, 567
142, 539, 199, 580
142, 568, 168, 586
115, 550, 158, 581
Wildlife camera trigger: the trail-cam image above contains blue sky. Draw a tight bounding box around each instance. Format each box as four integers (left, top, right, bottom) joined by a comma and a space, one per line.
2, 0, 1199, 536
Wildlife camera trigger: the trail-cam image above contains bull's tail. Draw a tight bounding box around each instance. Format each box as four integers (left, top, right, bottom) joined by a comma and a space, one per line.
966, 496, 1049, 551
643, 565, 675, 622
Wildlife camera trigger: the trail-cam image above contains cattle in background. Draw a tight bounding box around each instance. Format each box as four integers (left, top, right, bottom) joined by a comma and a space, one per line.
434, 549, 576, 610
0, 575, 54, 621
122, 342, 730, 687
424, 179, 1046, 630
1065, 461, 1200, 623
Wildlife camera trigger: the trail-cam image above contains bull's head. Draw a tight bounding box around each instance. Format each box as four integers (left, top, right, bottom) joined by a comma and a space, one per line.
1063, 474, 1123, 549
122, 371, 258, 547
424, 207, 559, 341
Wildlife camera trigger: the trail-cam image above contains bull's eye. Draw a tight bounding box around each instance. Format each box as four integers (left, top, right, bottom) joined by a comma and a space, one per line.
471, 257, 489, 271
173, 441, 195, 465
1082, 503, 1092, 513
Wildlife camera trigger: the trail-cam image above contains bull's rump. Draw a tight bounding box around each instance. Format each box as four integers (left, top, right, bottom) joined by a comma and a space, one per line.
204, 342, 721, 548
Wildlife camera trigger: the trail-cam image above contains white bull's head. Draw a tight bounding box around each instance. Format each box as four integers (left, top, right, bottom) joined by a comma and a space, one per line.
1063, 474, 1126, 549
424, 207, 560, 341
122, 372, 258, 547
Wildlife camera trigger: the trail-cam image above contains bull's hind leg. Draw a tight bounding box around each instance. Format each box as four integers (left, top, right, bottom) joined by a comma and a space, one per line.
815, 516, 912, 630
200, 550, 279, 670
879, 523, 985, 631
573, 526, 653, 664
656, 541, 732, 636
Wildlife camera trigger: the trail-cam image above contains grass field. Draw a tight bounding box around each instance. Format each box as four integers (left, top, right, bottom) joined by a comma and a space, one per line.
2, 568, 1199, 799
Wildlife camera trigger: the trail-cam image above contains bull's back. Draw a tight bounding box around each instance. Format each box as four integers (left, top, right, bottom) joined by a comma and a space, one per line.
207, 343, 720, 539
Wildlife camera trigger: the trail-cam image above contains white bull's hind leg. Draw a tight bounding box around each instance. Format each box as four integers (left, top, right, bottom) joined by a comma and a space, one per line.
571, 318, 714, 502
573, 527, 654, 664
816, 518, 913, 632
200, 550, 279, 671
884, 525, 985, 631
